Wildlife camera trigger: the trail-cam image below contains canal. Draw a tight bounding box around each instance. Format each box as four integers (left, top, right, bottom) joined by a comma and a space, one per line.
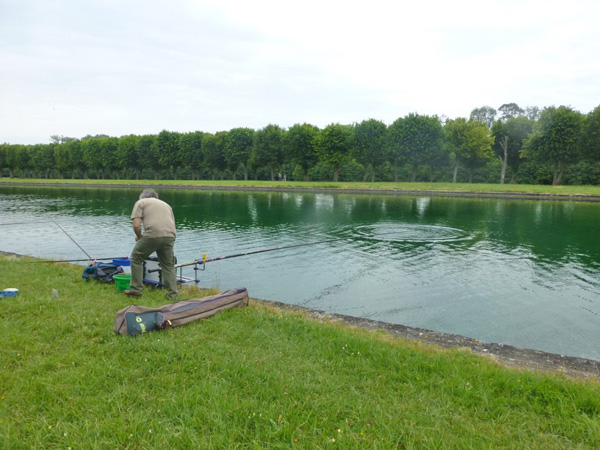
1, 185, 599, 360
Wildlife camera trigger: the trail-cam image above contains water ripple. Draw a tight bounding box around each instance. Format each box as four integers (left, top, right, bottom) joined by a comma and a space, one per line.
355, 223, 472, 243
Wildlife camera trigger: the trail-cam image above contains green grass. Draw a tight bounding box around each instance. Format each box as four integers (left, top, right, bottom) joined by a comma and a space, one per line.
1, 255, 600, 448
3, 177, 600, 197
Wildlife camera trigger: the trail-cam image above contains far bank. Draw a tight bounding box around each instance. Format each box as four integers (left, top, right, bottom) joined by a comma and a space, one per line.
3, 178, 600, 201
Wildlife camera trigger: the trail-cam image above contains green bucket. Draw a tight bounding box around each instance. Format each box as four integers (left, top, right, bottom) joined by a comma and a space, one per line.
114, 274, 132, 292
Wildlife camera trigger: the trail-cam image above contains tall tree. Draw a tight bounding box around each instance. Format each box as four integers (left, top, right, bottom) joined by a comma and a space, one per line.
224, 127, 254, 180
315, 123, 353, 182
386, 117, 405, 182
470, 106, 497, 128
154, 130, 182, 179
498, 103, 525, 121
285, 123, 319, 181
117, 135, 141, 179
252, 124, 285, 180
523, 106, 584, 185
352, 119, 387, 182
581, 105, 600, 162
50, 135, 77, 144
136, 135, 159, 179
99, 137, 119, 179
525, 106, 541, 121
445, 118, 494, 182
4, 145, 23, 177
203, 132, 228, 180
491, 116, 534, 183
179, 131, 204, 179
65, 140, 83, 179
0, 144, 6, 176
81, 137, 103, 178
386, 114, 444, 182
29, 144, 55, 178
53, 143, 69, 178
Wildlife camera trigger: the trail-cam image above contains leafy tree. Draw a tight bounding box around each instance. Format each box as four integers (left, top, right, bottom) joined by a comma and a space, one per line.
386, 117, 405, 182
0, 144, 6, 175
154, 130, 182, 179
136, 135, 159, 179
117, 135, 141, 179
352, 119, 387, 182
81, 138, 103, 178
50, 135, 77, 144
470, 106, 497, 128
66, 140, 83, 178
498, 103, 525, 121
179, 131, 204, 179
522, 106, 584, 185
525, 106, 541, 121
252, 124, 285, 180
315, 123, 353, 182
285, 123, 319, 181
54, 143, 69, 178
54, 139, 82, 178
445, 118, 494, 182
491, 116, 534, 183
13, 146, 30, 177
4, 145, 22, 177
203, 132, 228, 180
581, 105, 600, 162
386, 114, 444, 182
28, 144, 55, 178
224, 127, 254, 180
98, 137, 119, 179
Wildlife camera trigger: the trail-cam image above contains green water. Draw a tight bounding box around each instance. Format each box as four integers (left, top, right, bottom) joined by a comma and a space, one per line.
1, 185, 599, 360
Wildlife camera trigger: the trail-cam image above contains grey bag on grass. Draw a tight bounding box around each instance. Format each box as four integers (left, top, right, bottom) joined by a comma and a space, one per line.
114, 288, 249, 336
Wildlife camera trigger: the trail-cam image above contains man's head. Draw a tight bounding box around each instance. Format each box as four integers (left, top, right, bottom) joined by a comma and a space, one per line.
139, 189, 159, 200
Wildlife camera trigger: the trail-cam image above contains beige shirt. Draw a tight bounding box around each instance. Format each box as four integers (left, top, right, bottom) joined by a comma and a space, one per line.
131, 198, 176, 239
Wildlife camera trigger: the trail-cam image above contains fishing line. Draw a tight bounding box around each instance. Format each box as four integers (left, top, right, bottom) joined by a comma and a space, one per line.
179, 225, 470, 269
51, 219, 93, 260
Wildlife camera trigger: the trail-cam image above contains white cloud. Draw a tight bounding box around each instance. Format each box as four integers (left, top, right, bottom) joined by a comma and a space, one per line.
1, 0, 599, 144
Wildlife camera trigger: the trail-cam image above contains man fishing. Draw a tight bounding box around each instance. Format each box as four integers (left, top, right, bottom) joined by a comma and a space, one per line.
124, 189, 178, 300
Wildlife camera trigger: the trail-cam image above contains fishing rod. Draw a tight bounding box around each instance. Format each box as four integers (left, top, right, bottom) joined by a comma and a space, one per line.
32, 256, 129, 264
51, 219, 93, 259
176, 236, 352, 270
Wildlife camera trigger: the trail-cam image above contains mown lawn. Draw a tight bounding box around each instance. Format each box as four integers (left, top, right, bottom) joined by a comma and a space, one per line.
3, 178, 600, 197
1, 255, 599, 448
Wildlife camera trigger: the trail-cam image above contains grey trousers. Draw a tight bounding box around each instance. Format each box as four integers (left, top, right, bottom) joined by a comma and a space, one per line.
130, 236, 178, 299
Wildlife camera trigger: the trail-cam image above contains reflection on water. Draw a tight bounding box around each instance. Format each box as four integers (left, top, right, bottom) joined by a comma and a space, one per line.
1, 185, 600, 360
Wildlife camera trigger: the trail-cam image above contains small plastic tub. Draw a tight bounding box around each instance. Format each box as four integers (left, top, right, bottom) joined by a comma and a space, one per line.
1, 288, 19, 297
113, 274, 132, 292
113, 258, 131, 267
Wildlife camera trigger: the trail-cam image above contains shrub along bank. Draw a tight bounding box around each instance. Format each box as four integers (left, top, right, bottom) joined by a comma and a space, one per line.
0, 255, 599, 448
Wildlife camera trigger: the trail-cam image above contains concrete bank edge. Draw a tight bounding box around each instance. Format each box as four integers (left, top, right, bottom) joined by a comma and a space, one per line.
252, 298, 600, 381
3, 180, 600, 201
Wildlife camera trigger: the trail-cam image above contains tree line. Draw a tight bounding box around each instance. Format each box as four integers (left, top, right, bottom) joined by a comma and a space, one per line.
2, 103, 600, 185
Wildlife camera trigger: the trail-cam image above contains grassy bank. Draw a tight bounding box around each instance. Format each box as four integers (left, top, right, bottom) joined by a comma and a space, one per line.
1, 256, 599, 448
3, 178, 600, 197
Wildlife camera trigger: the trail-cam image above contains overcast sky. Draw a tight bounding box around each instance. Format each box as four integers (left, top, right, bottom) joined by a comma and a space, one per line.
1, 0, 599, 145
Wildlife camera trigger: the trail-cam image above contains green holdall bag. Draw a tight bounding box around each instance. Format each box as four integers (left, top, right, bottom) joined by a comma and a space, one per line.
114, 288, 249, 336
